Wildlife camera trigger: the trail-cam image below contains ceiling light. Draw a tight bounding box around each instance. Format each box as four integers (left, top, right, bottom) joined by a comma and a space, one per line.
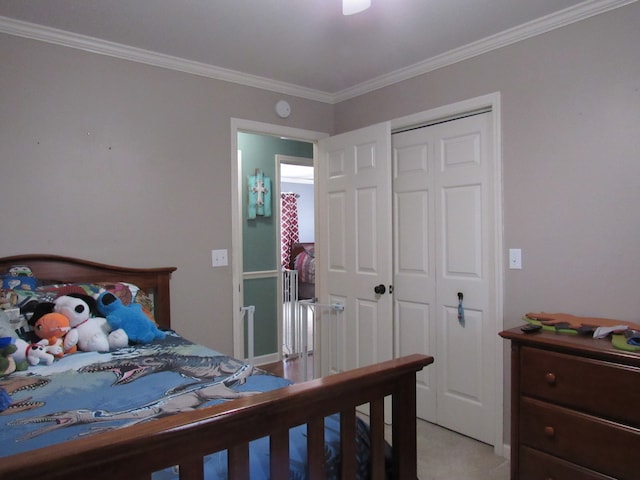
343, 0, 371, 15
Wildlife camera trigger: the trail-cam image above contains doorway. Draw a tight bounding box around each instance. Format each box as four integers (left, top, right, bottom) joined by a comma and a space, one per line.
315, 93, 503, 454
231, 119, 326, 364
278, 156, 315, 359
231, 93, 504, 454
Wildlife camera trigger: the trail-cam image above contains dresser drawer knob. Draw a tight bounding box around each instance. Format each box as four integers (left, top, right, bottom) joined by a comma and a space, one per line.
544, 426, 555, 438
545, 372, 556, 385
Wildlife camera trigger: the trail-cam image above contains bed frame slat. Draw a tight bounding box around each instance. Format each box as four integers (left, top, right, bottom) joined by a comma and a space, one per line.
270, 428, 290, 479
228, 443, 250, 479
178, 458, 204, 480
340, 408, 357, 478
307, 416, 326, 478
0, 354, 432, 479
392, 373, 419, 479
370, 397, 386, 480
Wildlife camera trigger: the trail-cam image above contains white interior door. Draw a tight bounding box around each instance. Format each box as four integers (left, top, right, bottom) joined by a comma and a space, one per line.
393, 112, 497, 444
317, 122, 393, 375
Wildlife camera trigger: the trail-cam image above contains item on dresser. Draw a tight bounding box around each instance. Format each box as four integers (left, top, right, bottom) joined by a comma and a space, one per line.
500, 327, 640, 480
525, 312, 640, 333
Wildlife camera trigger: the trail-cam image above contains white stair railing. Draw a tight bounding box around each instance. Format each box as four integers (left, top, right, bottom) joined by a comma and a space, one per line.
282, 269, 299, 356
240, 305, 255, 366
296, 301, 344, 381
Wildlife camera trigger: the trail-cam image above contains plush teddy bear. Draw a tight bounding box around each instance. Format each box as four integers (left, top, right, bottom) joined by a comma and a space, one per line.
97, 291, 165, 344
54, 294, 128, 353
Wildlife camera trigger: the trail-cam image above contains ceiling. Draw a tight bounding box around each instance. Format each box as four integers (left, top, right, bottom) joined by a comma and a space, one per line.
0, 0, 631, 102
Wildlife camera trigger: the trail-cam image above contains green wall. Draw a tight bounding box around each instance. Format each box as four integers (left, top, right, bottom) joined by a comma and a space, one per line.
238, 132, 312, 356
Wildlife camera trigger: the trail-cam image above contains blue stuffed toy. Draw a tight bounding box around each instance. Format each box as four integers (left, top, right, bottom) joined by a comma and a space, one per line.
96, 292, 165, 344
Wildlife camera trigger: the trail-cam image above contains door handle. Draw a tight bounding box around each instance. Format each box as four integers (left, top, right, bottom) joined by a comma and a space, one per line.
457, 292, 465, 326
374, 284, 386, 295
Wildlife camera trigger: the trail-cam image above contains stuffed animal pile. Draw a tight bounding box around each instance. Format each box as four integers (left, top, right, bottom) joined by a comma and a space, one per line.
1, 262, 168, 376
53, 294, 128, 353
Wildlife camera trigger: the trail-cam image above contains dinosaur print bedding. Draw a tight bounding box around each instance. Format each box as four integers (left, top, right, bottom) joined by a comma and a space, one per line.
0, 331, 375, 479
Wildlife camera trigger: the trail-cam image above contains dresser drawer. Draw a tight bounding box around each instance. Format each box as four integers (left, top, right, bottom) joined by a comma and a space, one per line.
519, 446, 615, 480
520, 346, 640, 426
520, 397, 640, 479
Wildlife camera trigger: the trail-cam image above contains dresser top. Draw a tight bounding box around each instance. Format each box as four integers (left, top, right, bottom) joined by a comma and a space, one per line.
500, 326, 640, 367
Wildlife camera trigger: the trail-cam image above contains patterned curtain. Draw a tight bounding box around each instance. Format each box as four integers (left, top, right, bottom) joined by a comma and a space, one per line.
281, 193, 299, 268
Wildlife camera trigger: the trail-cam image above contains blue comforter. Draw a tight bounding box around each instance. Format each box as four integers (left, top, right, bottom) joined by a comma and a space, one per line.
0, 331, 374, 478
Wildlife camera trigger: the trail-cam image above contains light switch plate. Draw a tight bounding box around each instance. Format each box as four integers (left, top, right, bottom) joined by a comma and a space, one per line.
509, 248, 522, 269
212, 249, 228, 267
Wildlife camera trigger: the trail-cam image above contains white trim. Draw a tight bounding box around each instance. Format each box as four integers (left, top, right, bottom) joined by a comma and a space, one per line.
231, 118, 326, 360
334, 0, 637, 101
243, 270, 281, 280
391, 92, 505, 456
252, 352, 281, 367
0, 16, 333, 104
0, 0, 634, 103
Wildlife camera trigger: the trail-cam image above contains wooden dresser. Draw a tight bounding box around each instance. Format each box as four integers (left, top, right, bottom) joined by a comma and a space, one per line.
500, 327, 640, 480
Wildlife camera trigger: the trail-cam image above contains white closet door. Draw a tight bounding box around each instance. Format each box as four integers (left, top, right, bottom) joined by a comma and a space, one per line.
393, 112, 497, 444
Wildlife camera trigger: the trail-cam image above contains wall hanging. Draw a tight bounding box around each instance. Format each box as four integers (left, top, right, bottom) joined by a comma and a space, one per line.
248, 169, 271, 219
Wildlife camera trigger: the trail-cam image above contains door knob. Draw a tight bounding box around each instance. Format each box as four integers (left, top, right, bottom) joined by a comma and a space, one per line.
374, 284, 386, 295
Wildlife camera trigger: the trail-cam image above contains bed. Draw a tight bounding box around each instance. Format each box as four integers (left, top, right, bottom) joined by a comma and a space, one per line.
288, 243, 315, 300
0, 254, 432, 479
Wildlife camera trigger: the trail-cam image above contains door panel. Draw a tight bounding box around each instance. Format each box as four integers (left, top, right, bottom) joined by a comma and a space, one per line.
317, 112, 497, 444
394, 112, 496, 445
443, 185, 482, 276
396, 300, 435, 420
435, 114, 494, 444
393, 128, 436, 421
318, 122, 393, 374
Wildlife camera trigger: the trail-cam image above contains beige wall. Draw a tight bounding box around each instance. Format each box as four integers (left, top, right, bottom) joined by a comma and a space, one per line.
0, 33, 333, 353
336, 2, 640, 324
1, 2, 639, 447
334, 2, 640, 444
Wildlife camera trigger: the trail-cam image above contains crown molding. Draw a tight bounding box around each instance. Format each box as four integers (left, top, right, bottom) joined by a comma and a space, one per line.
333, 0, 638, 102
0, 0, 635, 105
0, 15, 334, 104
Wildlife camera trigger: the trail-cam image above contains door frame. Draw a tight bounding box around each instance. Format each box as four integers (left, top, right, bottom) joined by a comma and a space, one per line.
391, 92, 504, 455
230, 118, 326, 361
231, 91, 504, 455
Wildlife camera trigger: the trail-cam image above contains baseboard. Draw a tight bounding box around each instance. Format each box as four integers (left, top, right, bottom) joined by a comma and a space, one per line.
253, 352, 280, 366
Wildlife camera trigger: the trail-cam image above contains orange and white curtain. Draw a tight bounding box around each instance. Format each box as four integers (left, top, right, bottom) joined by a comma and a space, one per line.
281, 193, 299, 268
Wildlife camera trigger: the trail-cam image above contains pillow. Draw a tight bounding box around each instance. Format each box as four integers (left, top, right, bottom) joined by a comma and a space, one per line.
1, 280, 157, 341
36, 282, 156, 322
294, 250, 315, 284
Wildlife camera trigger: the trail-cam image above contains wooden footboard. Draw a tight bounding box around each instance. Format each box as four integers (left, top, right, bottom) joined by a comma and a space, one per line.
0, 354, 433, 480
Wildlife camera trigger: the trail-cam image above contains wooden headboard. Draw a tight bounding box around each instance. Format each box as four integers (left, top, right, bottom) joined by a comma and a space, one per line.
0, 254, 176, 329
